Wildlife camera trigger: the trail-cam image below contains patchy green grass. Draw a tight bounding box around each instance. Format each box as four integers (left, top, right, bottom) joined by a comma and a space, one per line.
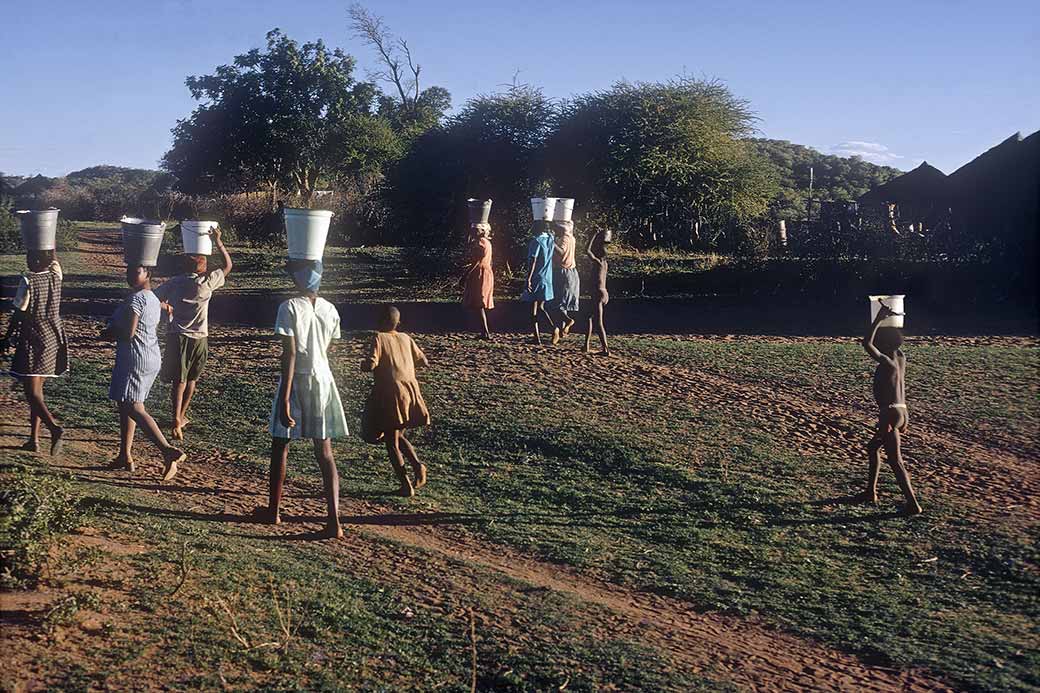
620, 337, 1040, 452
39, 332, 1040, 692
3, 453, 722, 692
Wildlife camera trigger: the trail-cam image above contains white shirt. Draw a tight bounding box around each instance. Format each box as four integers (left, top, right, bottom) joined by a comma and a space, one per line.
274, 296, 341, 380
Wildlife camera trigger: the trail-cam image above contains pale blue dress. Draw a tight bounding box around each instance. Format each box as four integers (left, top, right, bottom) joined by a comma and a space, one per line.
520, 232, 555, 302
109, 289, 162, 402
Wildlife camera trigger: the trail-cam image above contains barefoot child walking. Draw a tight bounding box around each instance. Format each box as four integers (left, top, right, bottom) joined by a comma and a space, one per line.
0, 249, 67, 455
521, 221, 559, 345
104, 265, 185, 479
261, 260, 348, 538
859, 303, 923, 515
551, 220, 580, 338
584, 229, 610, 356
361, 306, 430, 497
461, 223, 495, 340
155, 225, 233, 440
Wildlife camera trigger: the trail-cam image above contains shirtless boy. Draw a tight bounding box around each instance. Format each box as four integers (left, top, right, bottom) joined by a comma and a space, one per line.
858, 303, 923, 516
584, 229, 610, 355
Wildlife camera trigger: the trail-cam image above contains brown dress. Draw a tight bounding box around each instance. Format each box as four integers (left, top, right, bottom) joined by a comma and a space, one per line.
362, 331, 431, 440
462, 238, 495, 310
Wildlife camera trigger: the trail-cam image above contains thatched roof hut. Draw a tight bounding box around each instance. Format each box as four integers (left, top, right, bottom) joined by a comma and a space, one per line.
858, 162, 949, 206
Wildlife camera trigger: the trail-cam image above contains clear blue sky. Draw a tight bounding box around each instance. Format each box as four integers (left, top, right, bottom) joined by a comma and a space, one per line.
2, 0, 1037, 177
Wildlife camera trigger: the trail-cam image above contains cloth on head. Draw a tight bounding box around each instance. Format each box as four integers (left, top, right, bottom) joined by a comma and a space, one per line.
289, 260, 323, 293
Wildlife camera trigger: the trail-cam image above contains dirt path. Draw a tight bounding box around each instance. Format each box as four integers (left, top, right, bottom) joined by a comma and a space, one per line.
0, 411, 958, 692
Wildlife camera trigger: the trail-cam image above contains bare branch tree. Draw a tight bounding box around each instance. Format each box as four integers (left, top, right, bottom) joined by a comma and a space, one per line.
349, 3, 417, 115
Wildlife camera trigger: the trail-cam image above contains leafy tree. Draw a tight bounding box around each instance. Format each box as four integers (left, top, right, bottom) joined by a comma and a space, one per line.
749, 139, 902, 221
162, 29, 400, 207
545, 78, 775, 248
385, 84, 555, 260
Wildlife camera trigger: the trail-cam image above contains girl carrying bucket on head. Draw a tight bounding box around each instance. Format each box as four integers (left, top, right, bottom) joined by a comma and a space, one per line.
0, 248, 68, 455
461, 223, 495, 340
360, 306, 431, 497
261, 259, 348, 538
521, 220, 559, 345
103, 265, 186, 479
551, 220, 580, 338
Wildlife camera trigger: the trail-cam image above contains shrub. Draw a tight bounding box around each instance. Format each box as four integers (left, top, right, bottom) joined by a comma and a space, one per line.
0, 466, 91, 589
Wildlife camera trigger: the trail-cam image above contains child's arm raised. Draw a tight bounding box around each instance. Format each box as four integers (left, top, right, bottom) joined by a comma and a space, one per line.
862, 304, 896, 366
213, 226, 233, 278
277, 335, 297, 429
586, 231, 603, 265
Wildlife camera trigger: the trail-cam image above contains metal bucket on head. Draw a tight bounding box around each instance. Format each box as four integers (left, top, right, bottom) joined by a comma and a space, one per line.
283, 208, 333, 260
16, 209, 60, 251
466, 198, 492, 224
869, 294, 905, 328
121, 217, 166, 267
552, 198, 575, 221
180, 220, 217, 255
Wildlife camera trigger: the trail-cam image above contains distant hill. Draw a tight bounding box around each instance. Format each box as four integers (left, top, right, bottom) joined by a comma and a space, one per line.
749, 138, 902, 219
6, 165, 171, 220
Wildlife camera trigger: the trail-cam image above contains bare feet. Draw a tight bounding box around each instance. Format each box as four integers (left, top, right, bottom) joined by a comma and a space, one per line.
49, 427, 64, 457
901, 502, 924, 517
398, 481, 415, 498
20, 439, 40, 453
162, 449, 185, 481
252, 506, 281, 525
109, 455, 134, 471
551, 328, 561, 345
171, 426, 184, 441
563, 319, 575, 336
325, 520, 344, 539
413, 464, 428, 491
852, 491, 879, 506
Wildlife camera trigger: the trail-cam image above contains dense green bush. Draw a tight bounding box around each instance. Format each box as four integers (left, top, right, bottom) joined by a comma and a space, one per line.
0, 466, 91, 589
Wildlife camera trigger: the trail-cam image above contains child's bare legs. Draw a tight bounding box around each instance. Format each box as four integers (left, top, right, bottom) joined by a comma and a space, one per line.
266, 437, 289, 524
113, 407, 136, 470
857, 411, 921, 515
385, 430, 415, 497
859, 429, 883, 504
313, 438, 343, 538
884, 425, 922, 515
118, 401, 184, 480
585, 303, 609, 354
476, 308, 491, 339
170, 380, 197, 439
398, 433, 427, 490
23, 410, 41, 452
559, 308, 575, 335
22, 376, 62, 455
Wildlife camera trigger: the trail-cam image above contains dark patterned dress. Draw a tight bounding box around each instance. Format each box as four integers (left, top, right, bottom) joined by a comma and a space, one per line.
10, 264, 68, 378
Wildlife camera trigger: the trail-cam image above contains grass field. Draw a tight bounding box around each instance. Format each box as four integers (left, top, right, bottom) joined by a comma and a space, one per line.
1, 227, 1038, 691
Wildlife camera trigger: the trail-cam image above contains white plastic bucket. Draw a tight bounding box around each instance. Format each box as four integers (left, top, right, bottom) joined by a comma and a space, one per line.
180, 220, 217, 255
531, 197, 557, 221
121, 217, 166, 267
15, 209, 59, 250
283, 208, 333, 260
869, 294, 905, 328
553, 198, 575, 221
